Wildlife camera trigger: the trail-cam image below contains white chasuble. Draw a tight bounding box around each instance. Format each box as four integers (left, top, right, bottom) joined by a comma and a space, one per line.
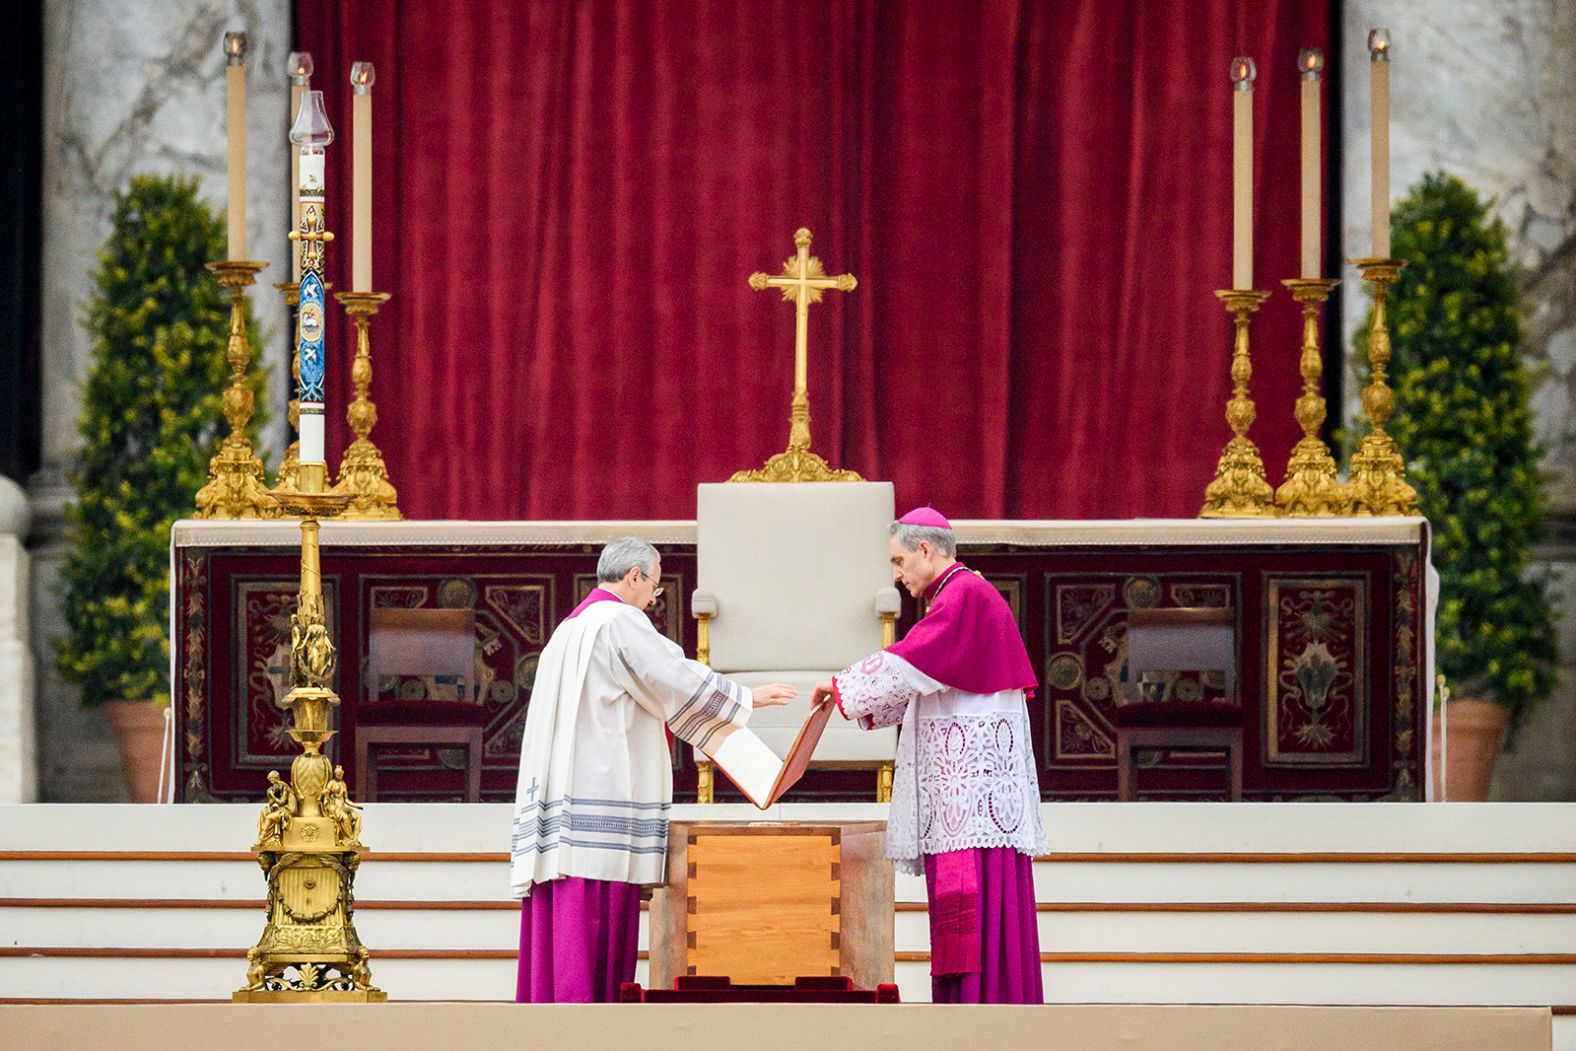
510, 600, 753, 896
835, 651, 1046, 875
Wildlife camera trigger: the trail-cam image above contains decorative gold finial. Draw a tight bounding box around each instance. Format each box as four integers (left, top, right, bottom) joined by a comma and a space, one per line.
195, 260, 280, 519
1201, 288, 1276, 517
732, 228, 861, 483
1344, 258, 1417, 515
1277, 277, 1343, 515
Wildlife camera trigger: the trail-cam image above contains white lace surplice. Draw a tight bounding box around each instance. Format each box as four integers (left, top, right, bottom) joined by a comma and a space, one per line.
835, 651, 1047, 875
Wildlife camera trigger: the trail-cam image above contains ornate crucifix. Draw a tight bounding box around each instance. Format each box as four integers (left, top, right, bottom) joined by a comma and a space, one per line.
734, 228, 861, 482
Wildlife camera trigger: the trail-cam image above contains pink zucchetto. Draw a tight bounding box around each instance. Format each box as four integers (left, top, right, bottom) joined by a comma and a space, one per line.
898, 506, 952, 530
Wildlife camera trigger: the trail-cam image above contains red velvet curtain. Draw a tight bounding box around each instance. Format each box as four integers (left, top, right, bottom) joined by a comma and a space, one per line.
298, 0, 1329, 520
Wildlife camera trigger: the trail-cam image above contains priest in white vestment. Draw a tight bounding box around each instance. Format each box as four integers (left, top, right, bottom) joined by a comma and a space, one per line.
814, 508, 1046, 1004
511, 537, 793, 1002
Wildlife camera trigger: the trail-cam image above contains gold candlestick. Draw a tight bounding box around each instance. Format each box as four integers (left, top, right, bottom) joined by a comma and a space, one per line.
274, 281, 303, 494
1201, 288, 1276, 517
195, 260, 279, 519
235, 466, 383, 1002
331, 291, 400, 518
1277, 277, 1343, 515
1344, 258, 1417, 515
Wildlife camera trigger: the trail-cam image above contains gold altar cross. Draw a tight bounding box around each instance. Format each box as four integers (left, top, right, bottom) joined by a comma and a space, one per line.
749, 228, 857, 398
731, 228, 862, 482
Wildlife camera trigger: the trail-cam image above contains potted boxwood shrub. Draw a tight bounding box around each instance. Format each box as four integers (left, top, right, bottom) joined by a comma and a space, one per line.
1356, 171, 1558, 799
55, 173, 266, 801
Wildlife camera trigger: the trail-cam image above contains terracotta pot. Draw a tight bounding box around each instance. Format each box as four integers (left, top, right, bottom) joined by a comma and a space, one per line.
1429, 698, 1510, 801
104, 699, 168, 803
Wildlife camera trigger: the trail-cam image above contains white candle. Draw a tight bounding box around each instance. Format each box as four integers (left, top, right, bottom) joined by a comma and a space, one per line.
1299, 48, 1324, 279
291, 85, 332, 467
351, 62, 375, 292
300, 411, 324, 464
1369, 28, 1391, 258
299, 151, 327, 464
1231, 57, 1256, 290
224, 33, 247, 260
287, 52, 313, 281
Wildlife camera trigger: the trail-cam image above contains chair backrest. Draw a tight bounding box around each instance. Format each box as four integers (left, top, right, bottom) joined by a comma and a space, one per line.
365, 607, 476, 702
1126, 607, 1237, 701
697, 481, 894, 674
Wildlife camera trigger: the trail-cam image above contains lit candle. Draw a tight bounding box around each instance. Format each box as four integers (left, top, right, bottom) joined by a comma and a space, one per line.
1231, 56, 1256, 290
290, 90, 335, 466
287, 51, 313, 282
223, 32, 247, 260
351, 62, 375, 292
1298, 48, 1324, 279
1369, 28, 1391, 258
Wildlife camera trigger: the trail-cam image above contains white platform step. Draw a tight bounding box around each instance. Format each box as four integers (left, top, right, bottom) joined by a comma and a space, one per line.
5, 802, 1576, 1008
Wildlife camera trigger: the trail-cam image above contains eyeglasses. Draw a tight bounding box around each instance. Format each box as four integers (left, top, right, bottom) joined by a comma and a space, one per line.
638, 569, 664, 599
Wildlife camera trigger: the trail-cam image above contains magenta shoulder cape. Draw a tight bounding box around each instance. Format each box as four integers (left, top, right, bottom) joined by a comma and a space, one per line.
887, 564, 1037, 696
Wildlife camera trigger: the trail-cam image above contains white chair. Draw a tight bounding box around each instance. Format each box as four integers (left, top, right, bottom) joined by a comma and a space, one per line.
692, 481, 900, 802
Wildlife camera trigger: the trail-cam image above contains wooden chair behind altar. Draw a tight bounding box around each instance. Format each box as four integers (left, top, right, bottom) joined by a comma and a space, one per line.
1115, 606, 1245, 801
691, 481, 901, 802
355, 607, 486, 802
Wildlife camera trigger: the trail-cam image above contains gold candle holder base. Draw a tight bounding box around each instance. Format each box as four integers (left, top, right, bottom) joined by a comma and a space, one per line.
331, 291, 401, 519
1277, 277, 1343, 516
1345, 258, 1417, 516
1201, 289, 1276, 518
729, 389, 863, 483
195, 261, 279, 519
236, 466, 380, 1002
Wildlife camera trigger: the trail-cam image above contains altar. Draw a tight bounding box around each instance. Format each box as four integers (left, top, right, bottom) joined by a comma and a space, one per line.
169, 516, 1430, 804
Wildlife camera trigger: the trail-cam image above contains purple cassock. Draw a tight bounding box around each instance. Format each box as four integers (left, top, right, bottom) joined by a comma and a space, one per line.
516, 586, 642, 1004
516, 875, 643, 1003
835, 506, 1045, 1004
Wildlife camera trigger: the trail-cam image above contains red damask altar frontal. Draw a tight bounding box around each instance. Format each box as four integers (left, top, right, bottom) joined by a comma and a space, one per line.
171, 519, 1431, 803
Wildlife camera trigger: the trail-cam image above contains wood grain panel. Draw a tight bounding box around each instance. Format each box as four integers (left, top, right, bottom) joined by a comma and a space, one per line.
688, 832, 839, 984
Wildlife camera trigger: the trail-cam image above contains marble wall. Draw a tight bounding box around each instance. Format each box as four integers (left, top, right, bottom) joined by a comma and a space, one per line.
35, 0, 291, 800
1341, 0, 1576, 798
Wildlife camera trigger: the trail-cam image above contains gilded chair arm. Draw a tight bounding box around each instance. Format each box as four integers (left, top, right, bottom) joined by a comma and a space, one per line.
691, 589, 717, 666
876, 586, 901, 648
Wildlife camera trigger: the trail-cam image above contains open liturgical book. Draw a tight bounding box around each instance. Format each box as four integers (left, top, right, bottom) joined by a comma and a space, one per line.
709, 702, 833, 808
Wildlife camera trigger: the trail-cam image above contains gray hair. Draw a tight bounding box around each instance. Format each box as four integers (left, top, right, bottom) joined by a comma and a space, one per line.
597, 536, 660, 583
890, 521, 956, 558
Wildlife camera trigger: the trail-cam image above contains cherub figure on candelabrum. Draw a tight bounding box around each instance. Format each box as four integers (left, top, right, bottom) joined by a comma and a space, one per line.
256, 770, 296, 848
244, 947, 267, 991
320, 764, 363, 847
290, 594, 336, 689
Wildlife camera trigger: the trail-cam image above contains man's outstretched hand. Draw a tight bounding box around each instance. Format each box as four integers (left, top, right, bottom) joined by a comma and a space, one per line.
750, 683, 797, 707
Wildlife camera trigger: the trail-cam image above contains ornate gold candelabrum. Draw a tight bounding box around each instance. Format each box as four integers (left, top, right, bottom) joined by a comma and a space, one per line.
1200, 289, 1276, 517
1276, 277, 1343, 515
238, 86, 382, 1001
274, 281, 304, 494
331, 291, 401, 518
195, 261, 279, 519
234, 463, 383, 1002
1344, 258, 1417, 515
